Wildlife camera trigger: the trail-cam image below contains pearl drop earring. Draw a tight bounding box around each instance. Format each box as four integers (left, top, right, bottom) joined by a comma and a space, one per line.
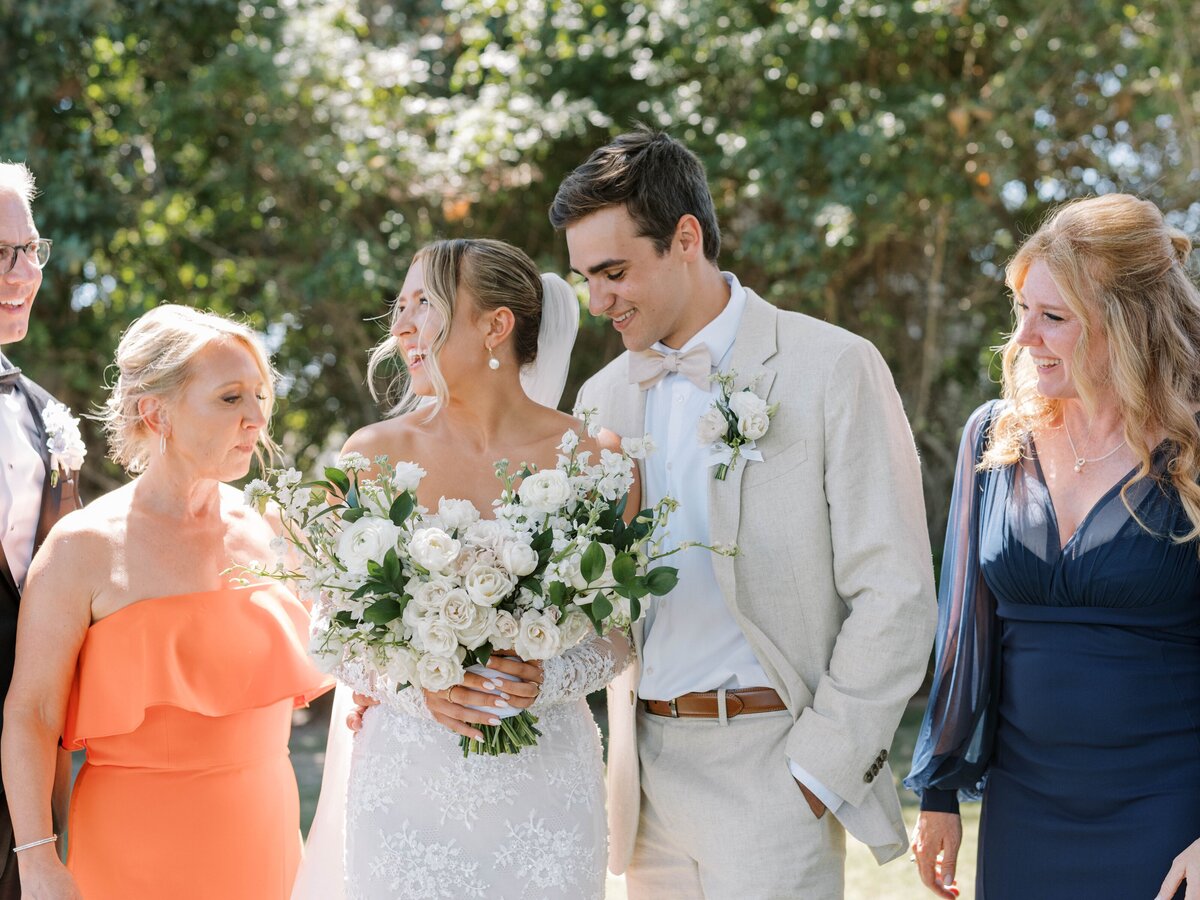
487, 346, 500, 370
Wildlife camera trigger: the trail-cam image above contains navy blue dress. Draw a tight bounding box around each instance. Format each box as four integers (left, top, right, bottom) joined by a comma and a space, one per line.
907, 401, 1200, 899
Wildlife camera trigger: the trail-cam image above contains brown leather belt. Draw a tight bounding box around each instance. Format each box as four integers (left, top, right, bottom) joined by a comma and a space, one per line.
640, 687, 787, 719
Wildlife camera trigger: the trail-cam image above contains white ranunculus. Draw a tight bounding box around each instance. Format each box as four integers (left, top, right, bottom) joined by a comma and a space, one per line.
438, 497, 480, 532
456, 606, 496, 650
402, 597, 437, 634
517, 469, 573, 515
391, 460, 427, 493
409, 527, 461, 573
499, 539, 539, 578
490, 609, 520, 650
416, 619, 459, 657
465, 564, 515, 608
414, 653, 463, 692
559, 609, 594, 648
514, 611, 564, 661
336, 517, 403, 573
439, 588, 477, 630
697, 406, 728, 445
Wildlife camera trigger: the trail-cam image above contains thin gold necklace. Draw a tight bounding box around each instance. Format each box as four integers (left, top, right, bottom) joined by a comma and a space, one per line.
1062, 419, 1126, 474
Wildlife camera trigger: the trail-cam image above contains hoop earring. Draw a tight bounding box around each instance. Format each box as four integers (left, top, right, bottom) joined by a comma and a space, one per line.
487, 345, 500, 371
160, 433, 167, 456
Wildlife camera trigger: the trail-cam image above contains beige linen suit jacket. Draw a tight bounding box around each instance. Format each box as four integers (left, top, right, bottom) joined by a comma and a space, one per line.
578, 289, 937, 873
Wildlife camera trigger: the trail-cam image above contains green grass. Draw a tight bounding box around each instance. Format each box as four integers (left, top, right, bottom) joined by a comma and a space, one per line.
288, 700, 979, 900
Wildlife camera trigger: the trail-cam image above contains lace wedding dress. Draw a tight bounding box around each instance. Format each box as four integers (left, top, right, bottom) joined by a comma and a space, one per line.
339, 632, 629, 900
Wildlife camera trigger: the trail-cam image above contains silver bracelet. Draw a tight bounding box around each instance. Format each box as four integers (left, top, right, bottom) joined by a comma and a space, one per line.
12, 835, 57, 853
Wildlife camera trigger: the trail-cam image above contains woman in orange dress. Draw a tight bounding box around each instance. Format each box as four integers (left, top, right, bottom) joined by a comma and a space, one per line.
1, 305, 332, 899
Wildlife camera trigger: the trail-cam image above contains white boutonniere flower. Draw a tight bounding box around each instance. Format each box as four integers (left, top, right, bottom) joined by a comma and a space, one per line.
41, 400, 87, 487
697, 371, 779, 481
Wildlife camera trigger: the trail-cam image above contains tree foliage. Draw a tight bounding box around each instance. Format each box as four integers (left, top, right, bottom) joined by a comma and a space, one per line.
4, 0, 1198, 547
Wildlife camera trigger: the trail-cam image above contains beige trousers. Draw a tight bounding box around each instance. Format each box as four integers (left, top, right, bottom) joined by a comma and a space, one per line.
625, 705, 846, 900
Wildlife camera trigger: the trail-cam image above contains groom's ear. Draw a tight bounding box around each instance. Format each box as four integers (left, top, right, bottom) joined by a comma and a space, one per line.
674, 214, 704, 261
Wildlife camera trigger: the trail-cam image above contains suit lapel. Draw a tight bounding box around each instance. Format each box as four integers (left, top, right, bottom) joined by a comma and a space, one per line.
708, 292, 778, 608
18, 381, 61, 552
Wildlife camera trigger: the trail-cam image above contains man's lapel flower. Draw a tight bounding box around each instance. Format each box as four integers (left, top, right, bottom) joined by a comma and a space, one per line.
697, 371, 779, 481
41, 400, 87, 486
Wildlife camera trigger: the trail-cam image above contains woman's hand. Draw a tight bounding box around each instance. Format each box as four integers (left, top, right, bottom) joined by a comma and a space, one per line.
1156, 835, 1200, 900
17, 848, 83, 900
911, 811, 962, 898
424, 651, 544, 741
346, 693, 378, 732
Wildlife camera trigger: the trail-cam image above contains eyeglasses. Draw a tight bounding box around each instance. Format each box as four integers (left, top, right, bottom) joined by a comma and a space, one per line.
0, 239, 52, 274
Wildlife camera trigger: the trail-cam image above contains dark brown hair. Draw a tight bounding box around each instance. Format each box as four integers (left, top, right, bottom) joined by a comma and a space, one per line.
549, 126, 721, 261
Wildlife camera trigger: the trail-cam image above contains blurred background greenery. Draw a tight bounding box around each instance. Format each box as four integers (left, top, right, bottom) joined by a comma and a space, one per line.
5, 0, 1199, 558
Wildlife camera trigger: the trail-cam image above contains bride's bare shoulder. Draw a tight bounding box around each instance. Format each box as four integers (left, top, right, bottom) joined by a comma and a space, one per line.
342, 413, 426, 462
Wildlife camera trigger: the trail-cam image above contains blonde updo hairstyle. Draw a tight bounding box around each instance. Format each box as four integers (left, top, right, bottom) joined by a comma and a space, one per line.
984, 193, 1200, 546
101, 304, 279, 473
367, 238, 544, 418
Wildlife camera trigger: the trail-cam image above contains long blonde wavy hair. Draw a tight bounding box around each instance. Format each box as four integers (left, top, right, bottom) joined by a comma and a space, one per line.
983, 193, 1200, 547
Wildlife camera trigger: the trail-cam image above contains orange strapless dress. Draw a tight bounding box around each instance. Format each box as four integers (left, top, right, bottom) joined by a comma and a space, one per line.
61, 583, 333, 900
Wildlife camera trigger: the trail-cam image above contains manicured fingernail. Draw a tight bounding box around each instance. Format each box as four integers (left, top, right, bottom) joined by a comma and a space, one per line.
499, 691, 511, 699
485, 681, 500, 690
489, 717, 500, 725
495, 699, 510, 708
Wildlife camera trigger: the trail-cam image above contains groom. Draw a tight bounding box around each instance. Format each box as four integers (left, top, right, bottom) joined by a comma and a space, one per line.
0, 162, 82, 894
552, 129, 937, 898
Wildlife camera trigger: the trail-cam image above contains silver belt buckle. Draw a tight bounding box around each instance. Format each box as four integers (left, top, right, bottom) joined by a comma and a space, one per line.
668, 697, 679, 718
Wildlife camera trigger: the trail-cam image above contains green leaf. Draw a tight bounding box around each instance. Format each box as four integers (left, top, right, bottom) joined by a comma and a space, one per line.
324, 467, 351, 495
475, 642, 492, 667
547, 581, 567, 606
530, 529, 553, 553
341, 506, 366, 523
591, 594, 614, 620
629, 598, 641, 621
383, 548, 401, 583
363, 597, 402, 624
389, 493, 414, 526
580, 541, 606, 584
612, 552, 638, 585
645, 566, 680, 596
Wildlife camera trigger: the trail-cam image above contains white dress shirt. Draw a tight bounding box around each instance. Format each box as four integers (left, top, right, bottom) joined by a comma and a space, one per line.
637, 274, 843, 815
0, 357, 45, 589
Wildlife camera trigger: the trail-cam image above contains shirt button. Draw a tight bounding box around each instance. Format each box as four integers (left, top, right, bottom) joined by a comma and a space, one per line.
675, 395, 684, 404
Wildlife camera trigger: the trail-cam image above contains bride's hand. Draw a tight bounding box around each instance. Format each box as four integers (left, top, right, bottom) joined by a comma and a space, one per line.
423, 652, 544, 740
346, 692, 378, 732
1155, 835, 1200, 900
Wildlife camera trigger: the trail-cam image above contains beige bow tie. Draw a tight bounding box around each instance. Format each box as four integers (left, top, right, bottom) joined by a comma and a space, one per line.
627, 344, 712, 392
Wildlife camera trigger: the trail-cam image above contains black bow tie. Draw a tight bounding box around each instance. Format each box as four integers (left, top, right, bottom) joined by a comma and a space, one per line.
0, 367, 22, 393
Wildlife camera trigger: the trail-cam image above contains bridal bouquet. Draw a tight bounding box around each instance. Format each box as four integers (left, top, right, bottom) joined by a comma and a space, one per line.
246, 414, 686, 756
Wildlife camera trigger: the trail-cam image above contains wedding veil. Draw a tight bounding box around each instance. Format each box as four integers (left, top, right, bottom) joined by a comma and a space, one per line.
290, 272, 581, 900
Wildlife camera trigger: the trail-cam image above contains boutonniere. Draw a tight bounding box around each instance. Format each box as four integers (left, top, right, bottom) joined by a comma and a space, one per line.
42, 400, 87, 486
696, 371, 779, 481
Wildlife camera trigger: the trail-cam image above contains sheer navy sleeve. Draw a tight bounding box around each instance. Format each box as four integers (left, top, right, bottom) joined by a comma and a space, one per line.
904, 401, 1002, 812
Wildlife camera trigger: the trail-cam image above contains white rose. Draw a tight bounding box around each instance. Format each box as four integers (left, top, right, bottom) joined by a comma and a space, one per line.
728, 390, 768, 419
391, 460, 427, 493
411, 578, 454, 613
464, 519, 504, 549
416, 619, 460, 657
465, 564, 515, 607
490, 609, 520, 650
514, 610, 564, 661
697, 406, 728, 445
737, 410, 770, 441
438, 497, 480, 532
409, 527, 461, 573
402, 597, 438, 634
439, 588, 477, 630
499, 539, 539, 578
336, 517, 403, 573
517, 469, 573, 515
559, 609, 594, 648
560, 541, 617, 592
414, 653, 463, 692
456, 606, 496, 650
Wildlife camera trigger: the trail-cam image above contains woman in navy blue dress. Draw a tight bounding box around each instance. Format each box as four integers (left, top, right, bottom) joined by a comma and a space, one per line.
906, 194, 1200, 900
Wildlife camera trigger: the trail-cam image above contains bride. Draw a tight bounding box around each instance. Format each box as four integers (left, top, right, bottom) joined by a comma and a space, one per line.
293, 238, 634, 900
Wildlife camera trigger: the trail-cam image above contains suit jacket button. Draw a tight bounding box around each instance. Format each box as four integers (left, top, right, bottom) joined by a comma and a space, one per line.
863, 771, 874, 783
880, 748, 889, 762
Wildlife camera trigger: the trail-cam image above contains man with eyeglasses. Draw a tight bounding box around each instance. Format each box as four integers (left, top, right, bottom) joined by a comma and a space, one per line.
0, 162, 81, 897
